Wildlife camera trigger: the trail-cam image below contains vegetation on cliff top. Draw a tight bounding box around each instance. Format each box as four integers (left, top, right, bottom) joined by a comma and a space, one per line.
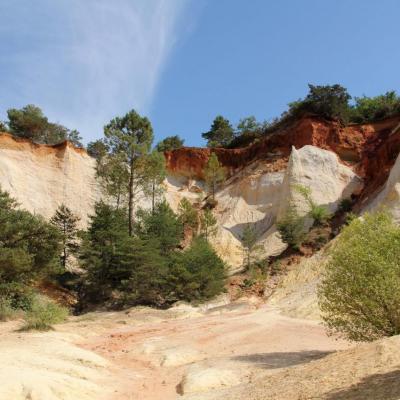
202, 85, 400, 148
1, 104, 83, 147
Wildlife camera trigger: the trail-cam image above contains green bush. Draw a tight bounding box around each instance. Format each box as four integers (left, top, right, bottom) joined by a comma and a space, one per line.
338, 198, 353, 213
23, 296, 69, 331
155, 135, 184, 152
310, 204, 331, 226
0, 282, 35, 311
349, 91, 400, 123
0, 298, 16, 321
276, 206, 306, 250
318, 211, 400, 341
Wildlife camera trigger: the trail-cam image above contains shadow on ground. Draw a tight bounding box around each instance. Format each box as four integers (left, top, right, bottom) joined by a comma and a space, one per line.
232, 350, 332, 369
324, 370, 400, 400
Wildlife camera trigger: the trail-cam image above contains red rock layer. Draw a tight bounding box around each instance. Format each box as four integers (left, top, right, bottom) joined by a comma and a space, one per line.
2, 115, 400, 204
165, 116, 400, 202
0, 132, 87, 156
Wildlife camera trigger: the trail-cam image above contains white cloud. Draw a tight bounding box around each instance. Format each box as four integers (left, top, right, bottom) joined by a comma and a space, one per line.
0, 0, 192, 142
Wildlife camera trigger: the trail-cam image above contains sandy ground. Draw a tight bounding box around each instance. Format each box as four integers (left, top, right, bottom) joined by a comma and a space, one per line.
77, 302, 350, 400
0, 300, 350, 400
2, 290, 400, 399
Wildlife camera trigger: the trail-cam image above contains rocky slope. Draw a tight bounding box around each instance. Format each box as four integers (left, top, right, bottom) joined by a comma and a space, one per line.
1, 115, 399, 268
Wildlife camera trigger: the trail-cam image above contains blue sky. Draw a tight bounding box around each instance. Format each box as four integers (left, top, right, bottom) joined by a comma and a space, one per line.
1, 0, 399, 147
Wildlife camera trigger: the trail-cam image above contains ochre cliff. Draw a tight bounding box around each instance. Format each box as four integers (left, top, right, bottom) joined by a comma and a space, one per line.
0, 133, 100, 227
165, 115, 400, 191
1, 114, 400, 268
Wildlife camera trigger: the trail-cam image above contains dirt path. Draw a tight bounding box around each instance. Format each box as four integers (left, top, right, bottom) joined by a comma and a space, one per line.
68, 302, 350, 399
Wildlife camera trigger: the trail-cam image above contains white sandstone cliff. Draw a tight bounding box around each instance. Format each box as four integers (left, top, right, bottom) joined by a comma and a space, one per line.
0, 135, 364, 270
0, 134, 100, 227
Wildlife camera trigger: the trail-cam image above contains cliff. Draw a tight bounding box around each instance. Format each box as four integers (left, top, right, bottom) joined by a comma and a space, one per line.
1, 114, 399, 268
0, 133, 100, 227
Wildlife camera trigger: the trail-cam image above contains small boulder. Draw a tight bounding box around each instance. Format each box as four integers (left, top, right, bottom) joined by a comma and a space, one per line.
177, 367, 238, 394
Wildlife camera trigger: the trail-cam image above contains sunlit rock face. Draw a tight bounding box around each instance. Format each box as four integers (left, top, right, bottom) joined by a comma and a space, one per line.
1, 113, 400, 271
0, 133, 101, 227
366, 151, 400, 222
211, 145, 363, 271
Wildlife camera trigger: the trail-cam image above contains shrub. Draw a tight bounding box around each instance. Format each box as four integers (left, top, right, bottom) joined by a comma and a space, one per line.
294, 184, 331, 226
349, 91, 400, 123
155, 135, 184, 152
318, 211, 400, 341
0, 298, 16, 321
276, 206, 306, 250
0, 282, 35, 311
310, 204, 331, 226
338, 198, 353, 213
23, 296, 69, 331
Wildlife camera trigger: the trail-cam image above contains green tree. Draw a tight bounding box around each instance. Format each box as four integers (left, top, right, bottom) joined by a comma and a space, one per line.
178, 198, 199, 232
143, 151, 166, 213
79, 201, 167, 307
87, 139, 109, 160
50, 204, 80, 269
79, 202, 130, 302
155, 135, 184, 152
0, 121, 8, 132
276, 206, 306, 250
200, 209, 218, 240
6, 104, 83, 146
289, 84, 351, 123
240, 225, 261, 269
318, 211, 400, 342
350, 91, 400, 123
202, 115, 235, 147
7, 104, 49, 141
0, 187, 61, 307
204, 153, 226, 201
97, 152, 130, 209
104, 109, 154, 235
169, 237, 226, 302
233, 116, 266, 146
66, 129, 83, 148
136, 201, 183, 256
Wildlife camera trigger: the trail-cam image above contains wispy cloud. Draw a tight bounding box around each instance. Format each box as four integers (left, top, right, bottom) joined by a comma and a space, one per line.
0, 0, 192, 141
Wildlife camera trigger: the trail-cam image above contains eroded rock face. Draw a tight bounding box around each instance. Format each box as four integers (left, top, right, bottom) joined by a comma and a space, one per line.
0, 134, 100, 227
211, 145, 363, 270
0, 134, 363, 271
1, 114, 399, 270
366, 150, 400, 222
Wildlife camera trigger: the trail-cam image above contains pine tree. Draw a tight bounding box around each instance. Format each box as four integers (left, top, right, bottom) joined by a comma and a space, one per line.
136, 201, 183, 256
97, 152, 130, 209
240, 225, 261, 269
200, 209, 218, 240
87, 139, 109, 160
0, 187, 61, 306
169, 237, 226, 301
156, 135, 184, 152
50, 204, 80, 269
178, 198, 199, 232
79, 202, 167, 306
202, 115, 235, 147
204, 153, 226, 201
143, 151, 166, 213
104, 110, 154, 235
